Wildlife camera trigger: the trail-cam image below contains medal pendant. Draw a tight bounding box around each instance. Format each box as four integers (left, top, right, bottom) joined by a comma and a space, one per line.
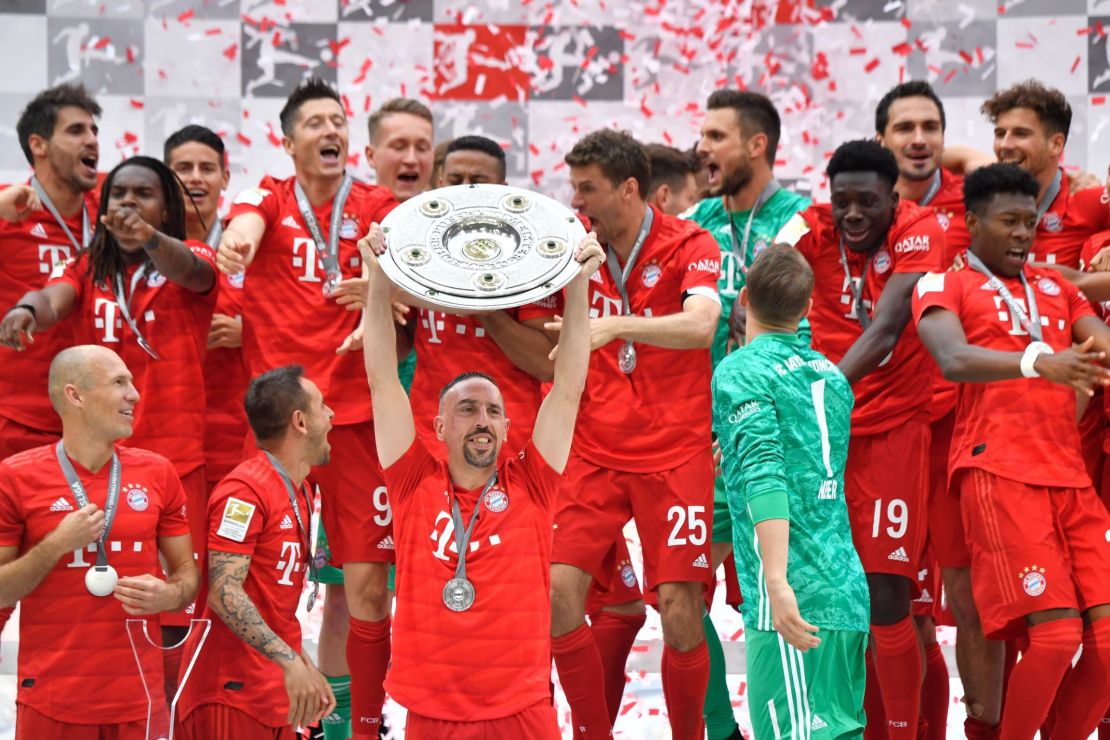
85, 564, 119, 597
443, 577, 476, 612
617, 342, 637, 374
322, 270, 342, 298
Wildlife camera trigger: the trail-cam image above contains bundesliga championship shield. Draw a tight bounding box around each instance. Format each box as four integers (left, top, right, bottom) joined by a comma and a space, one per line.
378, 184, 587, 311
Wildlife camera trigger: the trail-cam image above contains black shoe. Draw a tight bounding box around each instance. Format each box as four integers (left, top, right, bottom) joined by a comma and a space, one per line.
725, 727, 744, 740
304, 721, 325, 740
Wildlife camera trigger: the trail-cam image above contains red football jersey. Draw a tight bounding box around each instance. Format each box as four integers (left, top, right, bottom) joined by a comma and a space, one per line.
0, 183, 100, 433
1080, 230, 1110, 454
177, 452, 311, 728
786, 201, 945, 435
383, 437, 562, 721
912, 263, 1095, 488
1030, 171, 1110, 268
204, 271, 250, 485
914, 169, 968, 420
0, 444, 189, 724
574, 206, 720, 473
50, 244, 218, 477
226, 176, 397, 426
409, 301, 557, 458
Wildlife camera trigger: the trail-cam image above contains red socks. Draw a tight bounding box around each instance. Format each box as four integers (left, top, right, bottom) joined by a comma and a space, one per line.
589, 610, 645, 724
1000, 618, 1081, 740
964, 716, 1000, 740
552, 623, 612, 739
864, 648, 889, 740
347, 616, 390, 740
871, 617, 922, 739
920, 641, 948, 740
661, 642, 709, 740
1052, 618, 1110, 739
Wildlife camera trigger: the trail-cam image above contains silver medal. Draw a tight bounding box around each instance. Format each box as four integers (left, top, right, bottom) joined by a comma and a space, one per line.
617, 342, 637, 374
85, 564, 119, 597
443, 577, 476, 612
322, 269, 343, 297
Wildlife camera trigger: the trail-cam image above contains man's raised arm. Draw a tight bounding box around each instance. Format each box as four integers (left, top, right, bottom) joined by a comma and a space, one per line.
532, 235, 603, 473
359, 225, 416, 468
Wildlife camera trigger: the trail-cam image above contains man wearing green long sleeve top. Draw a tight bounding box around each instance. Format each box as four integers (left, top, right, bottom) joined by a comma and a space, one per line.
713, 245, 869, 739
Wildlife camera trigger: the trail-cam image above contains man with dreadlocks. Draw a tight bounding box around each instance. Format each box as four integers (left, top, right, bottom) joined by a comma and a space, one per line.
0, 155, 219, 651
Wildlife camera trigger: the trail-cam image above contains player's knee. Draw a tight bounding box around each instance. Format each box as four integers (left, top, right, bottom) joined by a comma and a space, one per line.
656, 583, 705, 649
866, 573, 912, 625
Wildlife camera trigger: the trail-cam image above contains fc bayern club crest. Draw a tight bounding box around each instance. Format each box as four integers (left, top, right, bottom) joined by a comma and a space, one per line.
1041, 213, 1063, 233
1021, 566, 1047, 597
483, 488, 509, 513
1037, 277, 1060, 296
873, 250, 891, 274
620, 563, 638, 588
641, 263, 662, 289
125, 486, 149, 512
936, 212, 951, 231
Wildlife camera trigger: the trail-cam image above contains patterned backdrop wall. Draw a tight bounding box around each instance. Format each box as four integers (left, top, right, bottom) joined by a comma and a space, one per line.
1, 0, 1109, 204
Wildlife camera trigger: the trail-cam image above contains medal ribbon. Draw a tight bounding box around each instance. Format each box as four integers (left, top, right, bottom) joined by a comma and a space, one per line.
293, 174, 353, 293
604, 206, 655, 366
30, 176, 90, 253
917, 169, 943, 207
113, 262, 161, 359
1035, 168, 1063, 229
55, 441, 120, 568
263, 452, 319, 611
966, 250, 1042, 342
206, 219, 223, 250
728, 179, 781, 274
836, 237, 878, 331
448, 472, 500, 586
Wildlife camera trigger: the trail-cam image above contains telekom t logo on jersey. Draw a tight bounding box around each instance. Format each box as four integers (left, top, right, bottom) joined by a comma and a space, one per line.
991, 296, 1061, 337
93, 298, 124, 343
38, 244, 71, 275
275, 541, 302, 585
292, 238, 322, 284
430, 510, 502, 561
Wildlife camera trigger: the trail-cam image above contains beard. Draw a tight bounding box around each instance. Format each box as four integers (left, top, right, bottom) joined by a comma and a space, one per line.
715, 161, 753, 198
463, 444, 497, 468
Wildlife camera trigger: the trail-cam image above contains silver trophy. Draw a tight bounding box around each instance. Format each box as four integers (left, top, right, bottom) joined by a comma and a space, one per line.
378, 184, 587, 311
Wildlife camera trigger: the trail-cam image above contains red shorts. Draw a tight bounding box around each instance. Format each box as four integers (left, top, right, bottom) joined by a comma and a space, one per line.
405, 700, 559, 740
163, 466, 208, 628
0, 415, 58, 460
178, 702, 295, 740
311, 421, 394, 566
927, 409, 969, 569
912, 541, 954, 626
845, 416, 930, 579
957, 467, 1110, 640
16, 704, 146, 740
585, 535, 644, 615
553, 450, 715, 592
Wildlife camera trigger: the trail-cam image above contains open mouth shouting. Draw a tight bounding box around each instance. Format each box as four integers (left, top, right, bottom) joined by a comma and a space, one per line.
319, 142, 343, 167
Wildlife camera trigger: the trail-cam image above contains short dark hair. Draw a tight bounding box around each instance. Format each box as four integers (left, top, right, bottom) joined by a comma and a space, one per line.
367, 98, 434, 143
745, 244, 814, 325
163, 124, 226, 170
706, 89, 781, 165
565, 129, 650, 199
963, 163, 1040, 216
826, 139, 900, 190
278, 77, 343, 136
245, 365, 310, 443
644, 143, 699, 198
439, 371, 498, 402
981, 79, 1071, 140
445, 135, 506, 179
875, 80, 946, 134
16, 84, 101, 165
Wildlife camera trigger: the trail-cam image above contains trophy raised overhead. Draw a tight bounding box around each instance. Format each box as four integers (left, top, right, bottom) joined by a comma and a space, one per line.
378, 183, 587, 311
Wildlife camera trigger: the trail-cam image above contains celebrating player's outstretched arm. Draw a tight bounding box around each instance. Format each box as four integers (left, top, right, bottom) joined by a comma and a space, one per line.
531, 233, 603, 473
208, 550, 334, 728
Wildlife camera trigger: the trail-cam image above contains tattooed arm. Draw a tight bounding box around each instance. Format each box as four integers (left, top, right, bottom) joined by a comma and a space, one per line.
208, 550, 335, 727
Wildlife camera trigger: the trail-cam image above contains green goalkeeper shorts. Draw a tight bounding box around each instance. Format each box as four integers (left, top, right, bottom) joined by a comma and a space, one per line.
745, 627, 867, 739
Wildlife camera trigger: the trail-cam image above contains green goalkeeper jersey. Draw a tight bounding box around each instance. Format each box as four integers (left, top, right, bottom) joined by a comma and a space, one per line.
684, 189, 810, 368
712, 331, 869, 633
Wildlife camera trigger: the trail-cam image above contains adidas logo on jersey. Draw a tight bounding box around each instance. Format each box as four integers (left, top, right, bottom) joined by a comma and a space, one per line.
281, 215, 302, 230
888, 547, 909, 562
49, 497, 73, 512
30, 223, 47, 239
811, 715, 828, 731
279, 514, 294, 530
377, 535, 395, 550
691, 553, 709, 569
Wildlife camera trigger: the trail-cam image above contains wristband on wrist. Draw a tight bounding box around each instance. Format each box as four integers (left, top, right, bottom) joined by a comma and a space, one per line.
9, 304, 35, 319
1020, 341, 1053, 378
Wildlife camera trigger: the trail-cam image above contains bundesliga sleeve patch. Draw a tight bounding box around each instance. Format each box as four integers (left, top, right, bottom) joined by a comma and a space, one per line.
232, 188, 270, 207
216, 497, 256, 542
774, 213, 810, 247
916, 271, 946, 297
